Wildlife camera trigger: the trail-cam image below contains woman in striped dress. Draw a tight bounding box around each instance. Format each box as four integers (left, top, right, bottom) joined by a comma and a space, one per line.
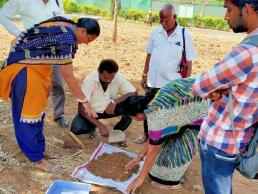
126, 77, 208, 192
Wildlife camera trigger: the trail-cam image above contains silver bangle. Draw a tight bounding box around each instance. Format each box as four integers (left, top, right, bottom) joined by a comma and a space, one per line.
77, 98, 88, 103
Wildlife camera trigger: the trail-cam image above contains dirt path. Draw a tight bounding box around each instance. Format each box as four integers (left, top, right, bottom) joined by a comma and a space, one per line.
0, 19, 257, 194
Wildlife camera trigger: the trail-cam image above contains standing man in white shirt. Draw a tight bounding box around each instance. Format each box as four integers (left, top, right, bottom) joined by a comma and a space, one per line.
0, 0, 70, 128
135, 3, 197, 144
71, 59, 136, 145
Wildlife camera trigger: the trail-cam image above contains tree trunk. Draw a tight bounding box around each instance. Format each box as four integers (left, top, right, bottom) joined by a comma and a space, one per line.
112, 0, 119, 42
200, 0, 209, 17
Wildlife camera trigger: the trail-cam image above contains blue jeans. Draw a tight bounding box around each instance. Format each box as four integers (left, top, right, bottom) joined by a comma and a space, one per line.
199, 142, 237, 194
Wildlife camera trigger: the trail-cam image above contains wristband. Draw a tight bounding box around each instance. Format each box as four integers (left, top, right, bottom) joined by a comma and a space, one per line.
142, 73, 147, 77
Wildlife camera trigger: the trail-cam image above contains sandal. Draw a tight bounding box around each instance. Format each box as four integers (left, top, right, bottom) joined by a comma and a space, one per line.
134, 135, 148, 144
151, 181, 181, 190
35, 159, 57, 173
88, 130, 96, 139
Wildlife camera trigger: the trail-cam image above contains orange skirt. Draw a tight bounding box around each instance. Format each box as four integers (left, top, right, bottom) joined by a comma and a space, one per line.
0, 64, 52, 122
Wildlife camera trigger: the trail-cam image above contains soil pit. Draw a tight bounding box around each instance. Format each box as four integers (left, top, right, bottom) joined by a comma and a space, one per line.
87, 152, 139, 182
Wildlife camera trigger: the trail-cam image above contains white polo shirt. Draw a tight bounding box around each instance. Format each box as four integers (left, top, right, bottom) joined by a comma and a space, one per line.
0, 0, 64, 37
81, 71, 136, 113
145, 25, 197, 88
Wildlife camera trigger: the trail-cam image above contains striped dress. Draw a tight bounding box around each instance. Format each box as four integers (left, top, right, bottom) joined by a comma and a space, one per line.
145, 77, 208, 184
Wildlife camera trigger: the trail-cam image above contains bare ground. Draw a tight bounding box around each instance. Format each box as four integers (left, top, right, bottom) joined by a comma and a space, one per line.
0, 19, 257, 194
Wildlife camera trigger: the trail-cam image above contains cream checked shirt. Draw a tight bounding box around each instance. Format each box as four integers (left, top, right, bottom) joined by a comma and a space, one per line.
0, 0, 64, 37
145, 25, 197, 88
81, 71, 136, 113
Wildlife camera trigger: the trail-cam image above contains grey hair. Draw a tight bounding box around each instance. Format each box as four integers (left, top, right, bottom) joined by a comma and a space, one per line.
160, 4, 176, 15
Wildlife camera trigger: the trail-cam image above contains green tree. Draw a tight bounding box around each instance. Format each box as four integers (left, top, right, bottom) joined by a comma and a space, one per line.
200, 0, 209, 17
110, 0, 121, 16
112, 0, 120, 42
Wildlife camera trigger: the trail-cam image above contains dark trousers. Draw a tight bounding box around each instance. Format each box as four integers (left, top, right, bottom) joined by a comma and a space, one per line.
52, 66, 66, 120
71, 113, 132, 135
71, 97, 136, 135
144, 87, 160, 137
71, 93, 157, 135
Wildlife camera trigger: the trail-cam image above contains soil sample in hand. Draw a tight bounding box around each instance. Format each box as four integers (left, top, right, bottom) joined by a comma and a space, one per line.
87, 152, 139, 182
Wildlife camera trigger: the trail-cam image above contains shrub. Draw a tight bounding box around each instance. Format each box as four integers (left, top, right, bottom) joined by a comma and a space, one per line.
192, 15, 228, 30
64, 0, 107, 16
178, 17, 192, 27
81, 4, 107, 16
117, 9, 228, 31
63, 0, 228, 31
152, 13, 159, 23
193, 15, 203, 28
213, 17, 228, 30
124, 9, 146, 21
63, 0, 82, 13
119, 9, 127, 18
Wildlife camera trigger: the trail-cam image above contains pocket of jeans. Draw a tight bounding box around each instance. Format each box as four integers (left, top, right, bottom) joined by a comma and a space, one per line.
214, 152, 236, 176
214, 153, 236, 162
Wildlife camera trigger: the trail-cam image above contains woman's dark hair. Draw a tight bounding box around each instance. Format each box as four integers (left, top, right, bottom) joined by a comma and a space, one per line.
77, 18, 100, 36
98, 59, 119, 74
231, 0, 258, 11
39, 16, 100, 36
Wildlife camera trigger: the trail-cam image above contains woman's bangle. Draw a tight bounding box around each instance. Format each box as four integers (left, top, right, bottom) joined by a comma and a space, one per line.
77, 98, 88, 103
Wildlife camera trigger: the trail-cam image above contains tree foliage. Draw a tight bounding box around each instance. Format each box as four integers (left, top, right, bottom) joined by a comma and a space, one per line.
0, 0, 7, 8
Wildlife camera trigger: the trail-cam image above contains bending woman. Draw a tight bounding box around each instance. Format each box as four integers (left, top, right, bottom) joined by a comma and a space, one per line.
0, 16, 100, 172
126, 77, 208, 192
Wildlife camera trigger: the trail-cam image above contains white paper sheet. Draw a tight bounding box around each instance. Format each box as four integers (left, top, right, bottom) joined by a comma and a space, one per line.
72, 143, 143, 194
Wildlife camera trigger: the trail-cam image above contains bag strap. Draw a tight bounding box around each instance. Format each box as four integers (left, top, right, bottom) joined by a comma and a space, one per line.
240, 35, 258, 47
182, 27, 186, 60
55, 0, 60, 7
229, 89, 258, 154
